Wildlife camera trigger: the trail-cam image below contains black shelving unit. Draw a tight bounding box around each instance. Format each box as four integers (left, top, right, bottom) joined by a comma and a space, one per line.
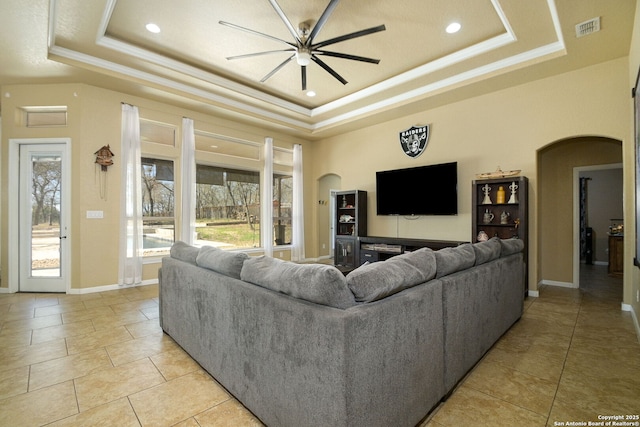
472, 176, 528, 296
334, 190, 367, 270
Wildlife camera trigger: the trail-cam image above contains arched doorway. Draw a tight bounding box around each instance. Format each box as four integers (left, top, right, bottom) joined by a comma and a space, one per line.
537, 136, 623, 289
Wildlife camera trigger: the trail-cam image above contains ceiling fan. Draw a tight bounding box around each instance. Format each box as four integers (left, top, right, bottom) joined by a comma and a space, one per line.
219, 0, 386, 91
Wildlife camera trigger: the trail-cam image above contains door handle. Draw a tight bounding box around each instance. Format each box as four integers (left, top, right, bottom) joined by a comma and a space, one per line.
59, 236, 67, 239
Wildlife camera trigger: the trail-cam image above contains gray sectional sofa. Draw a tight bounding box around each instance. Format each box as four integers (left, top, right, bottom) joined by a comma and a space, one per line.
159, 237, 524, 427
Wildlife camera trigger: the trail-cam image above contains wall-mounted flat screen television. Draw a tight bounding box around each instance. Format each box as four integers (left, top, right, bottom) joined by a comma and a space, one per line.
376, 162, 458, 215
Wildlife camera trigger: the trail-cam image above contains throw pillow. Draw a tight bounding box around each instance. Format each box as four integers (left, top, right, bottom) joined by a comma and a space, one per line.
240, 256, 356, 309
196, 245, 249, 280
500, 238, 524, 256
346, 247, 436, 303
170, 241, 199, 265
472, 237, 501, 265
434, 243, 475, 278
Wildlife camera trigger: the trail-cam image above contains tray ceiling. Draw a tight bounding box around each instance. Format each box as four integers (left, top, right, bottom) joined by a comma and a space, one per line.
0, 0, 635, 138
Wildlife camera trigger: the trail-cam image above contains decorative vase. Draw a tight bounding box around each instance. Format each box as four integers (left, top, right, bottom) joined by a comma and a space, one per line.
496, 186, 506, 204
482, 184, 492, 204
508, 181, 518, 204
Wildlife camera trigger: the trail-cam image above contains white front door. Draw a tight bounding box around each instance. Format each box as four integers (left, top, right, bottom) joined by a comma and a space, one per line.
18, 143, 69, 292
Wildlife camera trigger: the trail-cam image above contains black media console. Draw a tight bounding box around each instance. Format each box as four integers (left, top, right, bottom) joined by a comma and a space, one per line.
358, 236, 468, 266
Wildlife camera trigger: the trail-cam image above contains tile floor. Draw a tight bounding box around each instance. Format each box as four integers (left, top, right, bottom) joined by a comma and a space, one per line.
0, 265, 638, 426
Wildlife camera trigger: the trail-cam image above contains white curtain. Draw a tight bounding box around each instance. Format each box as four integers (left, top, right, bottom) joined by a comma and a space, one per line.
118, 104, 143, 285
181, 117, 196, 245
261, 137, 274, 256
291, 144, 305, 261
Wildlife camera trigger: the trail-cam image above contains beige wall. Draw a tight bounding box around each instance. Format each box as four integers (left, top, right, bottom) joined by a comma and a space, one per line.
310, 57, 630, 293
626, 0, 640, 317
1, 83, 308, 291
538, 137, 622, 284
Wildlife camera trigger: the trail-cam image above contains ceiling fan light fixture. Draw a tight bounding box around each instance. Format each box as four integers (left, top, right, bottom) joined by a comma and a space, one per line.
296, 49, 312, 66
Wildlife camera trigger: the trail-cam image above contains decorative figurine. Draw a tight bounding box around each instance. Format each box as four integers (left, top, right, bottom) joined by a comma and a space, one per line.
500, 211, 510, 224
483, 209, 494, 224
477, 231, 489, 242
482, 184, 492, 204
508, 181, 518, 204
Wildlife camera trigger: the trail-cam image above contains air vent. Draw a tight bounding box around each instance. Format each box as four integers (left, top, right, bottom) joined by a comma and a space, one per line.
575, 17, 600, 38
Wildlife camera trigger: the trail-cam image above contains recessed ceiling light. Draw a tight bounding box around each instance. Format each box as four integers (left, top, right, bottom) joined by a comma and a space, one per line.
446, 22, 461, 34
146, 23, 161, 34
306, 90, 316, 97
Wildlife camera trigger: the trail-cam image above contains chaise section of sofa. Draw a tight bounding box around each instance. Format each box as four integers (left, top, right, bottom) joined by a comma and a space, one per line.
439, 238, 525, 392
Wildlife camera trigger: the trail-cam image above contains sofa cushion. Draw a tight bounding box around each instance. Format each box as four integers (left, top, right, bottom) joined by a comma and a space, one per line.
196, 245, 249, 280
473, 237, 502, 265
170, 241, 200, 265
346, 248, 437, 303
240, 256, 356, 309
435, 243, 475, 278
500, 238, 524, 256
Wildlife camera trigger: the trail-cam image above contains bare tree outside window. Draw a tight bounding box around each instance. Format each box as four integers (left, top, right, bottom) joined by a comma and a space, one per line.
32, 158, 61, 226
195, 165, 261, 249
141, 157, 175, 256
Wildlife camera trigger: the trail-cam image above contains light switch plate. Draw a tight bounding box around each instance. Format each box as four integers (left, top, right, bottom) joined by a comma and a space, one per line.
86, 210, 104, 219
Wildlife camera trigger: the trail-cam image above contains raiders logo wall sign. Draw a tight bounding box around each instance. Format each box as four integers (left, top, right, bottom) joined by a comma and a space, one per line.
399, 125, 430, 158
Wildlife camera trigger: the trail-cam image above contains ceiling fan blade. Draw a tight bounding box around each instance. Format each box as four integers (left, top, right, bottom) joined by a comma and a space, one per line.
267, 0, 302, 44
301, 66, 307, 91
312, 55, 347, 85
314, 50, 380, 64
307, 0, 340, 46
219, 21, 295, 48
226, 49, 295, 60
312, 24, 386, 50
260, 54, 295, 83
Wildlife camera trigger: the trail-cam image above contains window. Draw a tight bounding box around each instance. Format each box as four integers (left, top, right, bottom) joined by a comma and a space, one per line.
140, 119, 176, 146
141, 157, 175, 256
273, 173, 292, 245
22, 106, 68, 127
195, 164, 261, 249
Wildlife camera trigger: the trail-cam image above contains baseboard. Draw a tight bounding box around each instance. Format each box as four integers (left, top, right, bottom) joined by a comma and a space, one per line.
621, 303, 640, 343
528, 289, 539, 297
67, 279, 158, 295
593, 261, 608, 266
538, 279, 578, 289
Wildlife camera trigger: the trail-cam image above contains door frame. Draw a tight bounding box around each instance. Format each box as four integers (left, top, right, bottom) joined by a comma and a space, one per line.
572, 162, 623, 288
8, 138, 72, 293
